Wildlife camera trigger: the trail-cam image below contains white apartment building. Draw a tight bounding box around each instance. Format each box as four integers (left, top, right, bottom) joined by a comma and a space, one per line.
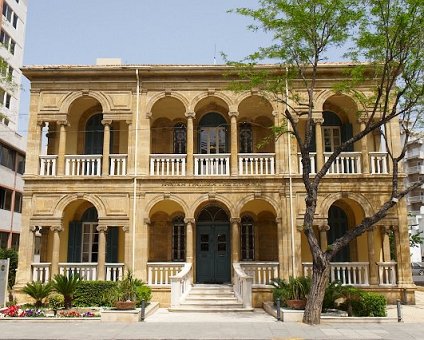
0, 0, 27, 249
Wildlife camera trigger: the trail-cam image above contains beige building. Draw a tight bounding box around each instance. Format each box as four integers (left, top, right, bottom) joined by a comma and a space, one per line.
14, 62, 415, 308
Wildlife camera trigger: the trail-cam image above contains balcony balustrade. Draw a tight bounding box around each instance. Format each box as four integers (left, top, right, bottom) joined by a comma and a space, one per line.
65, 155, 102, 176
194, 154, 230, 176
238, 153, 275, 176
298, 153, 317, 174
239, 262, 279, 286
150, 154, 186, 176
370, 152, 389, 174
147, 262, 185, 286
39, 156, 57, 176
110, 155, 127, 176
324, 152, 362, 174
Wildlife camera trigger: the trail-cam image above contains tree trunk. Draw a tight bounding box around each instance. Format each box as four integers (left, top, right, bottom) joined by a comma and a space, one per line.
302, 260, 330, 325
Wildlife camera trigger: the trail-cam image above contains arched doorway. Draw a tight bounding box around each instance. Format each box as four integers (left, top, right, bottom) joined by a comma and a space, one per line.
85, 113, 104, 155
328, 205, 350, 262
198, 112, 228, 154
196, 205, 231, 283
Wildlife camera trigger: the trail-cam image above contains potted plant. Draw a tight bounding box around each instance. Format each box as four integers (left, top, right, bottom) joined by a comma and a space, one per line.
113, 270, 140, 310
272, 276, 311, 310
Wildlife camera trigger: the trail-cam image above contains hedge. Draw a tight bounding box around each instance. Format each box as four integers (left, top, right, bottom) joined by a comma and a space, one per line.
73, 281, 117, 307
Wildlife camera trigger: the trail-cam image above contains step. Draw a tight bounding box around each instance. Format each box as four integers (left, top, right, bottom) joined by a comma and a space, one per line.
185, 296, 238, 301
168, 306, 254, 313
188, 291, 235, 296
181, 300, 241, 306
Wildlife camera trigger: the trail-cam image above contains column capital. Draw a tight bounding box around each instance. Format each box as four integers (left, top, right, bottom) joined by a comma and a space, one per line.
230, 217, 241, 224
146, 112, 153, 119
30, 225, 39, 233
126, 119, 133, 126
275, 217, 282, 225
57, 120, 70, 127
36, 120, 45, 127
312, 117, 324, 125
185, 111, 196, 119
97, 225, 108, 233
144, 218, 151, 226
50, 225, 63, 233
357, 117, 368, 124
317, 224, 330, 232
229, 111, 239, 119
184, 217, 195, 225
122, 225, 130, 233
101, 119, 112, 126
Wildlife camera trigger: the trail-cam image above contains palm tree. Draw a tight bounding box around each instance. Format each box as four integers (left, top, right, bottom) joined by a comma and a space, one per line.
52, 274, 81, 309
22, 281, 53, 308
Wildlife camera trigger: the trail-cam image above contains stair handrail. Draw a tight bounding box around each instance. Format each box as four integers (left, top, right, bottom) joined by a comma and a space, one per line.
233, 262, 253, 308
170, 262, 192, 307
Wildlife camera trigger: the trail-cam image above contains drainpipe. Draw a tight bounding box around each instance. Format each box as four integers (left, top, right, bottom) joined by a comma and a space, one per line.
286, 67, 296, 276
132, 69, 140, 270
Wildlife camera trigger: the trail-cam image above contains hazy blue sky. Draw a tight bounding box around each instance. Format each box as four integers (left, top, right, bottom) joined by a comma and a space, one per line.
18, 1, 273, 133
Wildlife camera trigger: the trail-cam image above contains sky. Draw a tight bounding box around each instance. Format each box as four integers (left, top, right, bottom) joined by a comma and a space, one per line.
18, 0, 274, 133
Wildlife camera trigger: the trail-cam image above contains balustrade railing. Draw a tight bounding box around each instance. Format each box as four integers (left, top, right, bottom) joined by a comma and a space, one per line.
239, 262, 278, 286
303, 262, 369, 286
370, 152, 389, 174
170, 263, 192, 307
150, 154, 186, 176
110, 155, 127, 176
39, 156, 57, 176
297, 153, 317, 174
378, 262, 397, 285
59, 263, 98, 280
65, 155, 102, 176
324, 152, 362, 174
147, 262, 185, 286
233, 263, 253, 308
105, 263, 124, 281
31, 263, 51, 283
238, 153, 275, 175
194, 154, 230, 176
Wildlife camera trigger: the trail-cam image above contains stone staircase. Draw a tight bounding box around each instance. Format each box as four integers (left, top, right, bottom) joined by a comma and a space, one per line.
168, 284, 254, 312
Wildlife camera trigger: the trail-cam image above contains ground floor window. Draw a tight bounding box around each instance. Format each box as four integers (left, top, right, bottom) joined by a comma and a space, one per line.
81, 222, 98, 262
0, 231, 8, 248
241, 216, 254, 260
172, 216, 185, 261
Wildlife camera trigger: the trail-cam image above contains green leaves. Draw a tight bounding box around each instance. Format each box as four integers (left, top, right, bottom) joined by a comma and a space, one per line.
22, 281, 53, 308
52, 274, 81, 309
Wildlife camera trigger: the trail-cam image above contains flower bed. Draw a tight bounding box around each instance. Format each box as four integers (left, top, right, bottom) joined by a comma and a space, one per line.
0, 305, 100, 318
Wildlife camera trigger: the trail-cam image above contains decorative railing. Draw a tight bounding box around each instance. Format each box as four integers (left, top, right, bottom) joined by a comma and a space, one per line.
303, 262, 369, 286
147, 262, 185, 286
65, 155, 102, 176
105, 263, 124, 281
31, 263, 51, 283
377, 262, 397, 285
233, 263, 253, 309
370, 152, 389, 174
324, 152, 362, 174
59, 263, 98, 280
150, 154, 186, 176
297, 153, 317, 174
39, 156, 57, 176
194, 154, 230, 176
238, 153, 275, 176
170, 263, 192, 307
239, 262, 279, 286
110, 155, 127, 176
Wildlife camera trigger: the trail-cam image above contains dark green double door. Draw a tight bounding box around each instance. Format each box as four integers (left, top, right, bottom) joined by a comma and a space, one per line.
196, 223, 231, 283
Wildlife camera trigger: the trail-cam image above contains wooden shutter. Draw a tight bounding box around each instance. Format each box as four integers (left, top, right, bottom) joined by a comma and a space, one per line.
341, 123, 353, 151
106, 227, 119, 263
67, 221, 82, 262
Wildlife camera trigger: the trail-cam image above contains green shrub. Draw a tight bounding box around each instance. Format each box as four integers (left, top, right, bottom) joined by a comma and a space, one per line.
323, 281, 344, 310
0, 248, 18, 289
48, 294, 64, 312
351, 291, 387, 317
52, 274, 81, 309
270, 276, 311, 306
22, 281, 53, 307
74, 281, 118, 307
135, 282, 152, 306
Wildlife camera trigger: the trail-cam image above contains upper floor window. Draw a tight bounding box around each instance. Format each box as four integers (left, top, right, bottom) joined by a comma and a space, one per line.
198, 112, 227, 154
14, 191, 22, 213
173, 123, 186, 154
322, 111, 354, 152
0, 142, 16, 170
0, 29, 16, 54
0, 186, 12, 211
239, 123, 253, 153
2, 2, 19, 29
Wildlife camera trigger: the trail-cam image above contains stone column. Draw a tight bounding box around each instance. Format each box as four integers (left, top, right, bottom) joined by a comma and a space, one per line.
318, 224, 330, 251
140, 218, 150, 280
273, 111, 282, 174
184, 218, 195, 263
229, 111, 239, 176
359, 119, 370, 174
381, 226, 392, 262
50, 225, 63, 277
276, 217, 285, 279
102, 119, 112, 176
57, 121, 68, 176
185, 112, 195, 176
230, 218, 241, 263
31, 121, 44, 176
367, 227, 378, 285
126, 120, 134, 175
96, 224, 108, 280
122, 225, 131, 270
313, 118, 324, 171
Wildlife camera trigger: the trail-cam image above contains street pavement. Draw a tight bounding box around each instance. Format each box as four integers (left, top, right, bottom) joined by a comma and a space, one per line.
1, 292, 424, 339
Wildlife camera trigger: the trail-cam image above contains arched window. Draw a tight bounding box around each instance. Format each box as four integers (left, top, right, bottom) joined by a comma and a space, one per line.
173, 123, 187, 154
85, 113, 104, 154
198, 112, 227, 154
241, 215, 255, 260
80, 207, 99, 263
172, 216, 185, 261
239, 123, 253, 153
322, 111, 353, 152
328, 205, 350, 262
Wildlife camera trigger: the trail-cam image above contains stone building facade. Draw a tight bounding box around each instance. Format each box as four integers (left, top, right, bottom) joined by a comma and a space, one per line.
14, 63, 415, 306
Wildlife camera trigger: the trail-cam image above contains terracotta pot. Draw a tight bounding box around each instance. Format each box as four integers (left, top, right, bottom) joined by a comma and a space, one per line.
286, 299, 307, 310
114, 301, 136, 310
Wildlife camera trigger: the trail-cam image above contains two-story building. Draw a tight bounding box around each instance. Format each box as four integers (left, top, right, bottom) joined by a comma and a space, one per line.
14, 61, 415, 308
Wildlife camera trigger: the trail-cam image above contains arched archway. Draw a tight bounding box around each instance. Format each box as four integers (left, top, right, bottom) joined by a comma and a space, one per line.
196, 205, 231, 283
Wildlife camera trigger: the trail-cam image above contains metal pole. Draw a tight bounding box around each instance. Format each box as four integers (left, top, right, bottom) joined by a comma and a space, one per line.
276, 298, 281, 321
396, 299, 402, 322
139, 299, 145, 321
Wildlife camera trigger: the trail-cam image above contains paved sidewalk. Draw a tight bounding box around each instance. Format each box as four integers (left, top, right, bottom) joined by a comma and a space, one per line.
1, 292, 424, 339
